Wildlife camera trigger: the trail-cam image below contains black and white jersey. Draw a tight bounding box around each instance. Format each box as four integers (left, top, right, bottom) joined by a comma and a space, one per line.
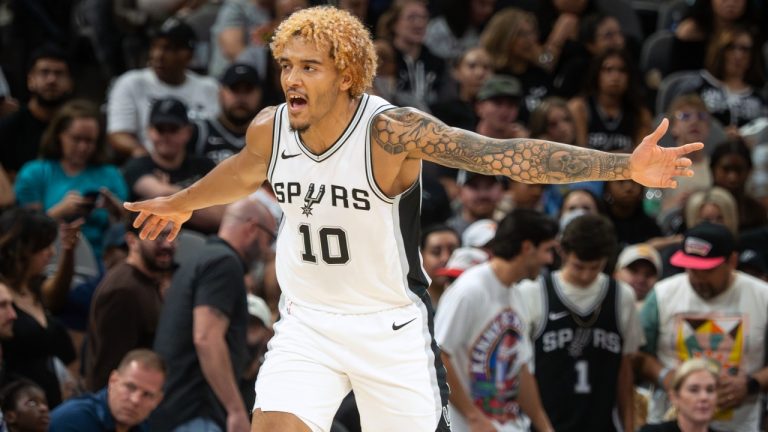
533, 273, 623, 432
191, 118, 246, 165
267, 94, 430, 314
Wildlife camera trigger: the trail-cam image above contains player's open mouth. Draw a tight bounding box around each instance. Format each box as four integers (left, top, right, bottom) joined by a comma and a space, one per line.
289, 95, 308, 111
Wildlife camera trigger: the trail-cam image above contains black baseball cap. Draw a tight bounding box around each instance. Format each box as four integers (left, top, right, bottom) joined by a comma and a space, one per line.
220, 63, 261, 88
149, 97, 189, 126
671, 222, 735, 270
456, 170, 506, 187
153, 17, 196, 51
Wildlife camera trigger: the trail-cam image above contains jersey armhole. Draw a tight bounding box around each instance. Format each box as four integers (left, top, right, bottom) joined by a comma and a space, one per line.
364, 104, 400, 203
266, 104, 285, 184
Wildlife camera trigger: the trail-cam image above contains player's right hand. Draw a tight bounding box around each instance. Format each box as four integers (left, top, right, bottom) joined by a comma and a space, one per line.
123, 197, 192, 241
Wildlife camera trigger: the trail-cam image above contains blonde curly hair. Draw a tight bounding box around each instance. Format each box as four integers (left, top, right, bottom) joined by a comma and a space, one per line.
271, 6, 377, 98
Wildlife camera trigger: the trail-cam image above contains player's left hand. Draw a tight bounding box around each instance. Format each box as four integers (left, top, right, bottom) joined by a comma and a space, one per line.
629, 118, 704, 188
717, 372, 748, 410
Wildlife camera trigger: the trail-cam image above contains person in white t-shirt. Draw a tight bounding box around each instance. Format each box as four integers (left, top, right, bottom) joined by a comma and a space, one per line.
107, 17, 220, 160
637, 222, 768, 432
517, 213, 644, 432
436, 209, 558, 432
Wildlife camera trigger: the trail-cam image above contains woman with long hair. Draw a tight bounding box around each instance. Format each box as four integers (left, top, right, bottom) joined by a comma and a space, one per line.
568, 48, 651, 153
13, 100, 127, 261
0, 209, 76, 408
709, 138, 767, 231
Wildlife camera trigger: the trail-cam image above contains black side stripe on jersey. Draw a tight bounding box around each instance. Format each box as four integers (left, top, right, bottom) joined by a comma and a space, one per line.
267, 104, 285, 184
364, 104, 399, 204
293, 94, 369, 163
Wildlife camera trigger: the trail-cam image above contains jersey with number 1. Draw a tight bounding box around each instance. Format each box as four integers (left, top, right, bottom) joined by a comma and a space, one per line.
267, 94, 429, 314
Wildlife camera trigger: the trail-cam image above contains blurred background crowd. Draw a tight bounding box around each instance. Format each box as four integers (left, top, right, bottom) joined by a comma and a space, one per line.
0, 0, 767, 431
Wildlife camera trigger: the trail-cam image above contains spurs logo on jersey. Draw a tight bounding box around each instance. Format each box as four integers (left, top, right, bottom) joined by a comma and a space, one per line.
272, 182, 371, 217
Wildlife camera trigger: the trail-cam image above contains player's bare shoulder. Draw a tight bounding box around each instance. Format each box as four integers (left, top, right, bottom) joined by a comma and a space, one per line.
245, 106, 279, 159
370, 107, 456, 157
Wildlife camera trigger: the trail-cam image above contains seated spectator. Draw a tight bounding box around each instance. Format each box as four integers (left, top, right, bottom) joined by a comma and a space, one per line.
614, 243, 662, 306
0, 380, 50, 432
695, 27, 766, 133
554, 13, 626, 99
189, 63, 263, 165
603, 179, 662, 247
709, 138, 767, 231
659, 94, 712, 214
424, 0, 495, 62
122, 97, 224, 234
377, 0, 447, 111
49, 349, 165, 432
14, 100, 128, 261
568, 48, 651, 152
419, 224, 460, 305
208, 0, 271, 78
638, 223, 768, 432
0, 209, 75, 408
446, 171, 504, 236
668, 0, 756, 74
84, 220, 176, 391
474, 75, 528, 139
107, 18, 220, 160
0, 45, 72, 180
638, 359, 719, 432
480, 8, 552, 122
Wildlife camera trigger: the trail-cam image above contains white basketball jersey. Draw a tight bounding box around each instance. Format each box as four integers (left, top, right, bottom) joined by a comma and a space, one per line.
267, 94, 430, 314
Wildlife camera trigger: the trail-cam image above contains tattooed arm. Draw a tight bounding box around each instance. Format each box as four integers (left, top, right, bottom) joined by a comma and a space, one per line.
372, 107, 704, 187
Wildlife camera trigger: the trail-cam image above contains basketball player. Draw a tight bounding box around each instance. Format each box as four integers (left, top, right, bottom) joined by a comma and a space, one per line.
124, 7, 702, 432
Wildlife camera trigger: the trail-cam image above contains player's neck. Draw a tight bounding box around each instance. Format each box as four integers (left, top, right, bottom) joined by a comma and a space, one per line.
299, 94, 361, 153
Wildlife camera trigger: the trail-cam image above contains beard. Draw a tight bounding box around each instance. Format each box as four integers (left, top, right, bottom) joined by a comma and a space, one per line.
139, 246, 174, 273
224, 107, 259, 128
31, 90, 71, 109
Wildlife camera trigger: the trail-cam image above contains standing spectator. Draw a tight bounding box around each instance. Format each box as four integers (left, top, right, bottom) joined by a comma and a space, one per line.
150, 198, 276, 432
638, 223, 768, 432
568, 48, 651, 152
614, 243, 662, 305
424, 0, 496, 62
0, 46, 72, 180
709, 138, 766, 231
122, 97, 223, 234
49, 350, 165, 432
107, 18, 219, 159
0, 210, 75, 408
0, 380, 49, 432
638, 359, 719, 432
14, 100, 128, 261
480, 8, 552, 122
377, 0, 447, 111
517, 214, 643, 432
190, 63, 263, 165
84, 222, 176, 391
436, 209, 557, 432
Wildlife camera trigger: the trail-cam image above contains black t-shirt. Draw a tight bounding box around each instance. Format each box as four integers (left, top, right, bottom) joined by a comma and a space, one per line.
609, 206, 662, 247
0, 105, 48, 175
122, 155, 215, 202
189, 118, 246, 165
508, 65, 552, 124
639, 421, 720, 432
429, 98, 477, 131
151, 237, 248, 430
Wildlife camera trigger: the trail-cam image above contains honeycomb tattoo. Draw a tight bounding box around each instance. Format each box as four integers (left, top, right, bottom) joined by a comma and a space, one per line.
372, 108, 631, 183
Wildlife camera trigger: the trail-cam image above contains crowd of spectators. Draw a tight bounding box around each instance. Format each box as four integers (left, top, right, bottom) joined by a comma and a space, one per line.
0, 0, 767, 431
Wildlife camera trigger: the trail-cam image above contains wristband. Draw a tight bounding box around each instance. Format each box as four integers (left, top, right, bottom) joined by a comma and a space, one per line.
747, 376, 760, 395
657, 367, 672, 389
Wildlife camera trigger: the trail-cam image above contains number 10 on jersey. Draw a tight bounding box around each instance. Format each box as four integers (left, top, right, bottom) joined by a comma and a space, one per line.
298, 224, 350, 265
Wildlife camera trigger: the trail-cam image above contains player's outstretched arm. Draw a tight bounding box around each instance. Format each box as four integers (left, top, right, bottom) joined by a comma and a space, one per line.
124, 107, 276, 240
372, 108, 704, 187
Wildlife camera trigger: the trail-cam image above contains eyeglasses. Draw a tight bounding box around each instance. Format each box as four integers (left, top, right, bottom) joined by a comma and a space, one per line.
675, 111, 708, 122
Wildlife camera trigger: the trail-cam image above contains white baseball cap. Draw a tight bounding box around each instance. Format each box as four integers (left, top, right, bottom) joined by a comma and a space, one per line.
462, 219, 497, 248
616, 243, 662, 274
435, 247, 490, 278
247, 294, 272, 328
